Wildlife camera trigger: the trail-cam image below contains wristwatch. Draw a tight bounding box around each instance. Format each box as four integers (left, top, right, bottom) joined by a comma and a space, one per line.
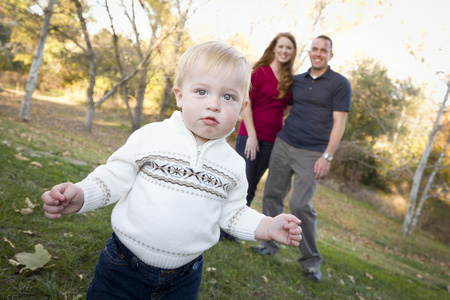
323, 153, 333, 162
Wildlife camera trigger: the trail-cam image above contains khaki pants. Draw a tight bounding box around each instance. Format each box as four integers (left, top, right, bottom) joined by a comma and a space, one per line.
259, 137, 322, 271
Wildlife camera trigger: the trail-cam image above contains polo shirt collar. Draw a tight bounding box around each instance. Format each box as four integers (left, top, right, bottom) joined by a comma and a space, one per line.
305, 66, 331, 79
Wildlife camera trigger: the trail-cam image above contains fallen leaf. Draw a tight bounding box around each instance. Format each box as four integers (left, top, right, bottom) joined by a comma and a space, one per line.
14, 198, 37, 215
25, 198, 37, 209
416, 273, 423, 279
4, 237, 15, 248
207, 267, 216, 272
30, 161, 43, 168
9, 259, 20, 267
22, 230, 34, 235
14, 244, 51, 273
365, 272, 374, 280
19, 208, 34, 215
14, 154, 30, 161
356, 292, 365, 300
348, 275, 355, 284
262, 275, 269, 283
209, 279, 217, 284
55, 161, 63, 166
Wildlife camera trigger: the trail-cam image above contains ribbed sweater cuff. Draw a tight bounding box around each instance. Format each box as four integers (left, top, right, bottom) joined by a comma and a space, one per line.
75, 180, 106, 214
234, 208, 265, 241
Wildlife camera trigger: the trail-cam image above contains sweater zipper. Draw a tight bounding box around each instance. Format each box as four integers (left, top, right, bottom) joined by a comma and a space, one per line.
196, 145, 202, 166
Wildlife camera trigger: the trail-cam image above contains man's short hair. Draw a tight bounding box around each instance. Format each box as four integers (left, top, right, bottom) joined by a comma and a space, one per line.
315, 35, 333, 52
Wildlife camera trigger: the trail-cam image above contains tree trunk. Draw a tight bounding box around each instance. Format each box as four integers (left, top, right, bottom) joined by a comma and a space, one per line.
402, 81, 449, 235
406, 133, 450, 235
84, 105, 95, 132
159, 76, 174, 121
132, 70, 148, 131
158, 0, 192, 121
19, 0, 57, 122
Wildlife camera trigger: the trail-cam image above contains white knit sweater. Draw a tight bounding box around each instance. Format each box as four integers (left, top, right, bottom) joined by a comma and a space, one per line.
76, 111, 265, 269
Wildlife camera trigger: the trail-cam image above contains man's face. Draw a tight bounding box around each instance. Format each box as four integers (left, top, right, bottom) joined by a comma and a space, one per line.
308, 38, 333, 73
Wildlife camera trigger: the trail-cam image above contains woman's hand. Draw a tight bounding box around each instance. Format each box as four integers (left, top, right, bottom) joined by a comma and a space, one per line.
245, 135, 259, 161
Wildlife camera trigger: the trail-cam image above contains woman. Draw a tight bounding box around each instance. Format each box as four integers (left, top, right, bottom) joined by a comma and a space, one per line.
237, 32, 297, 207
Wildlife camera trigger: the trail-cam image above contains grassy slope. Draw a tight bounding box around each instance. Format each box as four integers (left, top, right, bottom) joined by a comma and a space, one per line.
1, 89, 449, 299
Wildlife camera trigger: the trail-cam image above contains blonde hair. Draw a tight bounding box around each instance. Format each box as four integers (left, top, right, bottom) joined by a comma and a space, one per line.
174, 41, 252, 102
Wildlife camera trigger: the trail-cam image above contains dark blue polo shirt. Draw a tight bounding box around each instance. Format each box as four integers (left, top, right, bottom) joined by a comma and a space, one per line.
278, 67, 352, 152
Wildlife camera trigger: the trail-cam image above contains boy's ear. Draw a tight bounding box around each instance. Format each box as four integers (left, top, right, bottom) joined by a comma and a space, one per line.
173, 87, 182, 108
239, 100, 249, 116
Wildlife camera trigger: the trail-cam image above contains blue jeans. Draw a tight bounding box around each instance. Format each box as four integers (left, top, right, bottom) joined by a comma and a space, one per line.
87, 233, 203, 300
235, 134, 275, 206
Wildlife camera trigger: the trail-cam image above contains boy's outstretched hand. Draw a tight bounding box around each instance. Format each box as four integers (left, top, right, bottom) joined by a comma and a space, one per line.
41, 183, 84, 220
255, 214, 302, 247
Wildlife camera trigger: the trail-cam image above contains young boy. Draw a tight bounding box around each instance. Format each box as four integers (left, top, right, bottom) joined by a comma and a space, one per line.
42, 41, 302, 299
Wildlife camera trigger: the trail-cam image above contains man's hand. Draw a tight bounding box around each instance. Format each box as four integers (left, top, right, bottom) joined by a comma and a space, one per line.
314, 156, 330, 179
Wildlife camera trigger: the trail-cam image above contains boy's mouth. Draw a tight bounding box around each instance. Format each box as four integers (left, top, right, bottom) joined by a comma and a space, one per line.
202, 116, 219, 125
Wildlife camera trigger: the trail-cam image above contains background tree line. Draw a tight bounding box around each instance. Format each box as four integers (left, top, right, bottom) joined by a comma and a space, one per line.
0, 0, 448, 239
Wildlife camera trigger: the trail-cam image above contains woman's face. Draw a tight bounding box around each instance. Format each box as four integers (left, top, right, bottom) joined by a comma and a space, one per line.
273, 36, 295, 65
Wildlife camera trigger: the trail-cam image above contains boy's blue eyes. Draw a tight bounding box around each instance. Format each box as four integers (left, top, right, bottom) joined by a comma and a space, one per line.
196, 90, 234, 101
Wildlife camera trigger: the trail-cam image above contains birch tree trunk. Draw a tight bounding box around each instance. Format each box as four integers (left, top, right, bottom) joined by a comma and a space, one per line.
19, 0, 57, 122
402, 80, 450, 235
406, 133, 450, 235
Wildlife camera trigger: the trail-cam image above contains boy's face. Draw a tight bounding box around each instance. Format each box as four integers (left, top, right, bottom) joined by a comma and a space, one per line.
174, 64, 248, 146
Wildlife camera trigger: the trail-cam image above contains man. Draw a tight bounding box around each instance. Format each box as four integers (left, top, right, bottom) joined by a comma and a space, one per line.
252, 35, 352, 282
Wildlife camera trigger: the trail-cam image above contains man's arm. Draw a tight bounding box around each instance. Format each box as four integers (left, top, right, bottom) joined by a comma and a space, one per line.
314, 111, 348, 179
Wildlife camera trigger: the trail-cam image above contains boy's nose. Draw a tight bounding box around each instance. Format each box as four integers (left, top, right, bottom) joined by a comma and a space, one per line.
207, 96, 220, 111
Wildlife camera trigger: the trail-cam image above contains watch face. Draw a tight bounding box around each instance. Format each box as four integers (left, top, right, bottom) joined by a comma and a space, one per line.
324, 153, 333, 161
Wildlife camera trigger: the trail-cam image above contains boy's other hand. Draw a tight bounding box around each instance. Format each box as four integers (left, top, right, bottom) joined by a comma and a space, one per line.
255, 214, 302, 247
41, 183, 84, 220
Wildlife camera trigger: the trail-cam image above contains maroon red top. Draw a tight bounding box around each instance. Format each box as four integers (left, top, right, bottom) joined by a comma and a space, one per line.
237, 65, 291, 143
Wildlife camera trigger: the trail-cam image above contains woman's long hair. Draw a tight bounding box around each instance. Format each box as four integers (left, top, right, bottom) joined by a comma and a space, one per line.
253, 32, 297, 99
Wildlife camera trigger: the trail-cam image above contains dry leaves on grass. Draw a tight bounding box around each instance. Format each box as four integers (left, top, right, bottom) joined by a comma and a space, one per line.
13, 153, 43, 168
9, 244, 51, 273
4, 236, 15, 248
14, 153, 30, 161
13, 197, 38, 215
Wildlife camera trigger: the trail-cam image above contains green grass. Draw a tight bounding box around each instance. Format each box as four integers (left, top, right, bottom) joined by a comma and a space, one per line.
1, 92, 449, 299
